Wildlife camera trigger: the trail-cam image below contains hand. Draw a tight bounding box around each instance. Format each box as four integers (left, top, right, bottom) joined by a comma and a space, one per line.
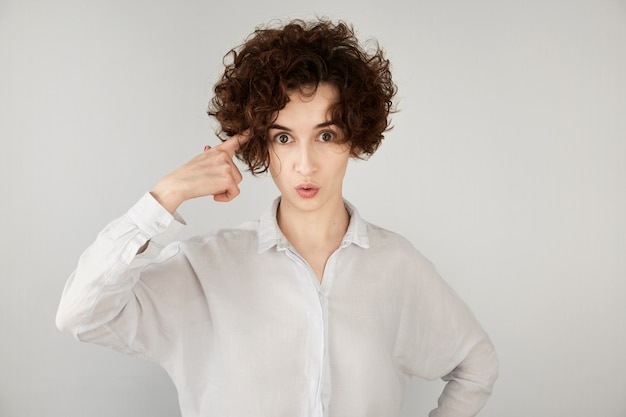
150, 132, 250, 213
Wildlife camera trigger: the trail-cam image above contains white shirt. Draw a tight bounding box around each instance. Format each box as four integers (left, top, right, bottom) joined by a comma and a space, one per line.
56, 193, 498, 417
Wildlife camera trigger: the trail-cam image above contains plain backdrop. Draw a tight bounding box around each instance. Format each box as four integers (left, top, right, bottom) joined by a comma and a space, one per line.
1, 0, 625, 416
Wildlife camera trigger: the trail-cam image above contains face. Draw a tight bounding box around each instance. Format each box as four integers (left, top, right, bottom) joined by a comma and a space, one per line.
268, 83, 351, 214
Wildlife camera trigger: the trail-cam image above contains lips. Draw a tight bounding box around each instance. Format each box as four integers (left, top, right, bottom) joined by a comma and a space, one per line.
295, 183, 320, 198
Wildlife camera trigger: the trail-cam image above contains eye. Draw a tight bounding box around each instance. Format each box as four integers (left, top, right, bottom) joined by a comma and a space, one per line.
318, 131, 334, 143
274, 133, 293, 144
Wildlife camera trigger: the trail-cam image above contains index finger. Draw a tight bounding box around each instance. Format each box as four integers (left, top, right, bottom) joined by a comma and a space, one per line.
217, 130, 251, 157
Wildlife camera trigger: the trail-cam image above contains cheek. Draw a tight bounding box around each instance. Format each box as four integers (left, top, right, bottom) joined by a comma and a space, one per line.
268, 147, 283, 177
329, 150, 350, 173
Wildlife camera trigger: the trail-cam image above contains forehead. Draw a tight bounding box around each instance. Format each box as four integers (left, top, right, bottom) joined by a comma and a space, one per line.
273, 83, 339, 125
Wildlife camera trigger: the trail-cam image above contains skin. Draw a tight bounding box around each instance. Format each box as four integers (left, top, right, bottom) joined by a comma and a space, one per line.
150, 132, 250, 214
150, 82, 351, 281
268, 83, 351, 281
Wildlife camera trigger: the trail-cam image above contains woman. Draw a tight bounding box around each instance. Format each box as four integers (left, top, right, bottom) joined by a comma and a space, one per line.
57, 18, 498, 417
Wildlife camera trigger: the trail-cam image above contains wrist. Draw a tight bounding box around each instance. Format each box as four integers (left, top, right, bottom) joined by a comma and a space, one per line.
150, 184, 183, 214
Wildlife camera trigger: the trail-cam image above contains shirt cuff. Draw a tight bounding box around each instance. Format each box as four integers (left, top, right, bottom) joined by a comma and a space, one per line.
126, 192, 186, 245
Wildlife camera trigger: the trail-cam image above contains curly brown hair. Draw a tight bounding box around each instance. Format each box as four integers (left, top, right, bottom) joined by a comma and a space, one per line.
208, 18, 397, 175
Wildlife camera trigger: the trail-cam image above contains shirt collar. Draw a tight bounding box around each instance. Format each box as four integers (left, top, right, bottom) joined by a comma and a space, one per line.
257, 197, 370, 253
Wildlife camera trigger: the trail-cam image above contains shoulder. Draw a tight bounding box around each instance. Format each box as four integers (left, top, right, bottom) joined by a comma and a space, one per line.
164, 220, 263, 272
366, 222, 422, 255
363, 221, 437, 274
183, 220, 260, 251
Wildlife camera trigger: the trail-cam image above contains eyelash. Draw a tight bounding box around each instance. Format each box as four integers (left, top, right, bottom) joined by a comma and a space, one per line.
273, 131, 336, 144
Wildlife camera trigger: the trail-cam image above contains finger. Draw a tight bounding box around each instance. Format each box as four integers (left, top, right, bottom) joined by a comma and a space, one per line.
211, 160, 243, 202
231, 162, 243, 184
217, 130, 251, 157
213, 184, 240, 202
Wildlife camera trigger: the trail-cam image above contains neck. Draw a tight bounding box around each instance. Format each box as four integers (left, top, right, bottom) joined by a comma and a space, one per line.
276, 197, 350, 248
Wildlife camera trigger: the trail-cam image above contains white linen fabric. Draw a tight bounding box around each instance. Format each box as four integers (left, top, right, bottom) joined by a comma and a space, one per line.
57, 193, 498, 417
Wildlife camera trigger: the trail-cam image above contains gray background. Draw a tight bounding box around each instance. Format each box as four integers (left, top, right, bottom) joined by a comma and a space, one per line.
1, 0, 625, 416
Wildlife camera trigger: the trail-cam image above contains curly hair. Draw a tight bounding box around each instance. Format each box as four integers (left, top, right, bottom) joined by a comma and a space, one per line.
208, 18, 397, 175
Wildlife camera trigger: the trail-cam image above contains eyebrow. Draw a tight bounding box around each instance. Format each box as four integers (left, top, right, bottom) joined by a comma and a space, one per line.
269, 121, 336, 131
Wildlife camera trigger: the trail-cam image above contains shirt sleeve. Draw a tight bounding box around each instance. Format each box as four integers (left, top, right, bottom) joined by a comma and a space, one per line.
55, 192, 186, 355
394, 255, 499, 417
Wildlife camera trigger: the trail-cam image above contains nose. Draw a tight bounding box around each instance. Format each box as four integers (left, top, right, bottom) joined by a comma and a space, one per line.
295, 142, 318, 176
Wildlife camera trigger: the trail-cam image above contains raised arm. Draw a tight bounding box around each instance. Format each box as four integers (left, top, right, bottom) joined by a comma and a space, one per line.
56, 133, 248, 351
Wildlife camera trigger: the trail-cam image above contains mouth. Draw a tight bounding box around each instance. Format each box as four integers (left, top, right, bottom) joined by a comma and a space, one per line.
295, 183, 320, 199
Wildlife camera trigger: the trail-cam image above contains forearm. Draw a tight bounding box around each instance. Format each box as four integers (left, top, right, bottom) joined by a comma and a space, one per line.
56, 193, 184, 339
429, 337, 499, 417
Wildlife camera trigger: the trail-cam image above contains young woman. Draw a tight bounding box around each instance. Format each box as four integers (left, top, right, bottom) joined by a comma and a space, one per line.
57, 19, 498, 417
